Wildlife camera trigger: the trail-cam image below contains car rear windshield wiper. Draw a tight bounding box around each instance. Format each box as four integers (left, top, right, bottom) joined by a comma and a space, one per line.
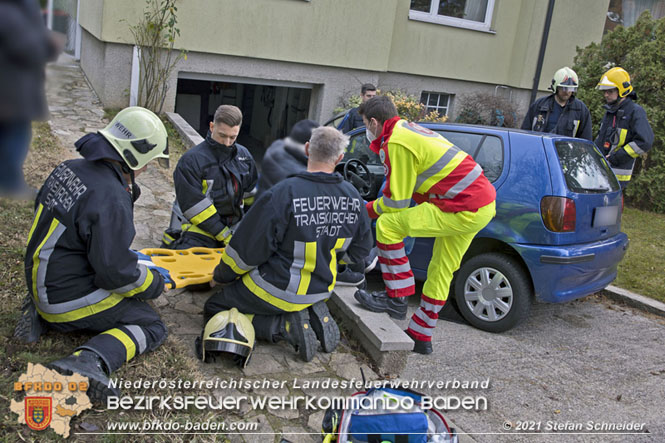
584, 187, 611, 192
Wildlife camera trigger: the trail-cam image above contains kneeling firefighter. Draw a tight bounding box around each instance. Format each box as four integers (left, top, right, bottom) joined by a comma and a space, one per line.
16, 107, 170, 403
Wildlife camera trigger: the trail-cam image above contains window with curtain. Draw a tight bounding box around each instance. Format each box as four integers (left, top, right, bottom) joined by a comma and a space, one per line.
409, 0, 494, 31
604, 0, 665, 34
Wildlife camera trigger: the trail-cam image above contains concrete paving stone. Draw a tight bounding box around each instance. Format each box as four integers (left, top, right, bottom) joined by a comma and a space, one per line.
174, 299, 203, 315
328, 352, 378, 382
242, 353, 286, 377
241, 415, 274, 443
280, 426, 319, 443
306, 410, 325, 432
268, 405, 300, 421
151, 294, 169, 308
283, 352, 326, 375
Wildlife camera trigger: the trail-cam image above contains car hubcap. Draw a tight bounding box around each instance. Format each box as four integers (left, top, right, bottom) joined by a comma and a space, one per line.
463, 267, 513, 322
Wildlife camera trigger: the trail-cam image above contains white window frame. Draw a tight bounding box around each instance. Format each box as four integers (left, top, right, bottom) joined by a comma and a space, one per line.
409, 0, 495, 33
421, 92, 451, 117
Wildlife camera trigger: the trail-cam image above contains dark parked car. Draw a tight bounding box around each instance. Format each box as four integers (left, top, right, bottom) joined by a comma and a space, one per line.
338, 123, 629, 332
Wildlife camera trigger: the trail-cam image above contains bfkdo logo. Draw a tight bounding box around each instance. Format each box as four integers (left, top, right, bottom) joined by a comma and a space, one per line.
25, 397, 52, 431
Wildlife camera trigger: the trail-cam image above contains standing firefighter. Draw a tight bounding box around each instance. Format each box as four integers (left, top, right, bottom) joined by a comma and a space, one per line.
203, 127, 372, 362
521, 67, 592, 140
354, 96, 496, 354
17, 107, 170, 403
595, 67, 654, 188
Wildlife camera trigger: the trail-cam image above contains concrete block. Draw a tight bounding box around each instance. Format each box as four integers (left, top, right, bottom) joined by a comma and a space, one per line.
165, 111, 204, 148
329, 287, 413, 375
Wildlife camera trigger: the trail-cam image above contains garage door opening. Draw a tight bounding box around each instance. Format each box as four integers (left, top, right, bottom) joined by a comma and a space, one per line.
175, 76, 312, 164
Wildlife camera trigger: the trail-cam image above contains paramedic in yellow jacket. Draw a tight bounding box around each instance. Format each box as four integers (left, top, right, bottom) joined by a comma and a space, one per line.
354, 96, 496, 354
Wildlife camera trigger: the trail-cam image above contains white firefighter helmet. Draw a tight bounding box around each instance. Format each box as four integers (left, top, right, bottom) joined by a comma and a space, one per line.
99, 106, 169, 170
196, 308, 255, 367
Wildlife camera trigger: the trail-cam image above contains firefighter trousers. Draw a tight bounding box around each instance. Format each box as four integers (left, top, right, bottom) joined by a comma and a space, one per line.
45, 299, 167, 373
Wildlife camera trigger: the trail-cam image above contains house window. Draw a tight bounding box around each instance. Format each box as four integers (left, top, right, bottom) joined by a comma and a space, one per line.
420, 92, 451, 117
409, 0, 495, 32
604, 0, 665, 34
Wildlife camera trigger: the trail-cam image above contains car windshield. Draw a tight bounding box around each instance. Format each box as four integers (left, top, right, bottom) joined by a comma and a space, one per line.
554, 140, 620, 193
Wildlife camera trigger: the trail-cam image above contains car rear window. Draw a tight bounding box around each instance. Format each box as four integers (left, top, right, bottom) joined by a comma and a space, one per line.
554, 140, 620, 193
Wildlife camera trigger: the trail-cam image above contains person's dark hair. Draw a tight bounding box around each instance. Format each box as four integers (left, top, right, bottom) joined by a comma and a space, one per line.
361, 83, 376, 95
288, 119, 320, 145
358, 95, 398, 124
214, 105, 243, 127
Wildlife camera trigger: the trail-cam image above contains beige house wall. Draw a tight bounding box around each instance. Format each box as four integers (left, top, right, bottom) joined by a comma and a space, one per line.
77, 0, 609, 119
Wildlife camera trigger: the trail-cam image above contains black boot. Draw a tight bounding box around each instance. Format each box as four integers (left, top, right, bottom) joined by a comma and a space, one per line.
354, 289, 408, 320
48, 350, 120, 404
13, 294, 45, 343
308, 301, 340, 353
405, 329, 433, 355
277, 310, 318, 362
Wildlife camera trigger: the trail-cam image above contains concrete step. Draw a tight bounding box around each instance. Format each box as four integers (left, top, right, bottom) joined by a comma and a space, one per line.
329, 286, 414, 375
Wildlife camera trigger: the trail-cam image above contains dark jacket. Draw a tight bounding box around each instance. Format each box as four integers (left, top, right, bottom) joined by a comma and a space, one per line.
0, 0, 57, 121
24, 134, 164, 323
172, 134, 258, 243
257, 138, 308, 196
338, 107, 364, 134
521, 94, 593, 141
215, 171, 373, 309
595, 97, 654, 187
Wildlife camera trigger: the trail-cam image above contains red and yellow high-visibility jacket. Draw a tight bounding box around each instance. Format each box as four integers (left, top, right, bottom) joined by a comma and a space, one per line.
366, 117, 496, 218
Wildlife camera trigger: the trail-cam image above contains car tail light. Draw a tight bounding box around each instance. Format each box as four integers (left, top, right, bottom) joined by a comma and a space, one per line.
541, 196, 576, 232
621, 194, 624, 212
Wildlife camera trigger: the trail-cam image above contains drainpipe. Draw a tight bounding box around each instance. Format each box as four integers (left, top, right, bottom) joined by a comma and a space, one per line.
530, 0, 556, 104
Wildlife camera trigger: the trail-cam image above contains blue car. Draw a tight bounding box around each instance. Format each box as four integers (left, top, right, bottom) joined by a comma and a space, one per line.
339, 123, 628, 332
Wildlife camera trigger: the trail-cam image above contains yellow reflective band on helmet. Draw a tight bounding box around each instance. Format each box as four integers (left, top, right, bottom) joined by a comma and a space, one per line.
102, 328, 136, 362
328, 238, 346, 292
31, 217, 61, 301
36, 293, 125, 323
27, 204, 44, 245
115, 270, 154, 298
242, 274, 308, 312
190, 204, 217, 226
297, 242, 317, 295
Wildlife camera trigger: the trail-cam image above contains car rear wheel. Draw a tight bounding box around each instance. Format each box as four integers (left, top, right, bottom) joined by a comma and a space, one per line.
453, 253, 531, 333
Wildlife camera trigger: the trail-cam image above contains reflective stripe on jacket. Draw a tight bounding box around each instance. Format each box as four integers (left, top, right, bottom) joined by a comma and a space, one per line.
213, 171, 373, 311
173, 134, 258, 241
595, 97, 654, 184
25, 156, 164, 323
367, 118, 496, 218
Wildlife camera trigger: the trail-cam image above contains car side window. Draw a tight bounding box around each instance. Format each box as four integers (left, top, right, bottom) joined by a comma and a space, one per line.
344, 132, 381, 165
438, 131, 504, 183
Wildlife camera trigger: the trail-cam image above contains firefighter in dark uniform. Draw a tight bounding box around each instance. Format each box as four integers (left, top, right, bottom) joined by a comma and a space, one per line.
595, 67, 654, 189
162, 105, 258, 248
521, 67, 593, 140
18, 107, 170, 403
204, 127, 373, 362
